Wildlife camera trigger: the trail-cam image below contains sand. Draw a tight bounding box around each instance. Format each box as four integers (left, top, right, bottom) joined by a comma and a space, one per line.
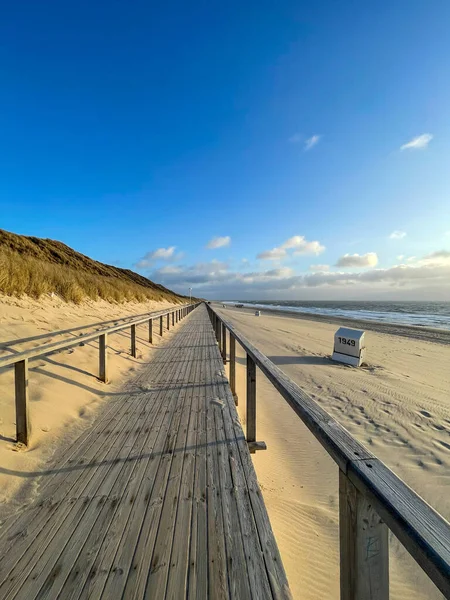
215, 305, 450, 600
0, 293, 179, 513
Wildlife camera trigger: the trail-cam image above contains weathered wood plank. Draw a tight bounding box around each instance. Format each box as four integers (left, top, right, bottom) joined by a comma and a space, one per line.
14, 359, 30, 445
99, 333, 108, 383
131, 324, 137, 358
339, 469, 389, 600
229, 333, 237, 404
246, 354, 256, 447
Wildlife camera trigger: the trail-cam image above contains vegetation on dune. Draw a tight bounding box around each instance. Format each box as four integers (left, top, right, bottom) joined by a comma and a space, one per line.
0, 229, 187, 305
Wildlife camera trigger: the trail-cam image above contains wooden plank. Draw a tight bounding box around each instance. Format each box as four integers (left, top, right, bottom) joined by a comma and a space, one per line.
153, 340, 202, 598
99, 334, 108, 383
210, 321, 289, 599
83, 340, 194, 599
221, 323, 227, 363
246, 354, 256, 447
14, 359, 30, 445
115, 345, 198, 598
187, 330, 209, 600
160, 315, 163, 336
172, 311, 175, 326
131, 324, 137, 358
167, 313, 170, 330
149, 319, 153, 344
66, 348, 190, 600
339, 469, 389, 600
208, 335, 252, 599
204, 334, 229, 600
229, 333, 237, 404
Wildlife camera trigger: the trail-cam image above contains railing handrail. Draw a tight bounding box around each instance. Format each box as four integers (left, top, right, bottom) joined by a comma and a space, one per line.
207, 304, 450, 598
0, 303, 192, 369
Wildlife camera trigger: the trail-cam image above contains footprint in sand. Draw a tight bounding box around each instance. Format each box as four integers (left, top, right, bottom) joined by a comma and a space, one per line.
432, 423, 446, 431
418, 410, 432, 418
437, 441, 450, 451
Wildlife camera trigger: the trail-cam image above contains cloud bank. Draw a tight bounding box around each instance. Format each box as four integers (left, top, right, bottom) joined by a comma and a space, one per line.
149, 251, 450, 299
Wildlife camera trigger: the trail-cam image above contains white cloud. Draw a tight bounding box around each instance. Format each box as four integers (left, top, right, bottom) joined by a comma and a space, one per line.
390, 230, 407, 240
206, 236, 231, 249
258, 235, 325, 261
309, 264, 330, 271
335, 252, 378, 268
135, 246, 179, 268
304, 135, 321, 151
397, 255, 405, 261
400, 133, 433, 151
257, 247, 287, 260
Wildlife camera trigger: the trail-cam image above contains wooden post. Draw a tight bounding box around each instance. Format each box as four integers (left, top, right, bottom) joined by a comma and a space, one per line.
246, 354, 256, 449
230, 334, 237, 405
221, 323, 227, 364
131, 324, 137, 357
99, 333, 108, 382
160, 315, 163, 336
217, 319, 222, 348
339, 469, 389, 600
172, 312, 175, 326
167, 313, 170, 330
15, 359, 30, 446
149, 319, 153, 344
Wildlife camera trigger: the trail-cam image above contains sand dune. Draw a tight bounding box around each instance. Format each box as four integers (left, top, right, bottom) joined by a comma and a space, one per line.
0, 293, 178, 513
216, 305, 450, 600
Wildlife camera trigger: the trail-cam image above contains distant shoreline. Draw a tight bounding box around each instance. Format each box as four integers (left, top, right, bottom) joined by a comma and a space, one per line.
213, 302, 450, 346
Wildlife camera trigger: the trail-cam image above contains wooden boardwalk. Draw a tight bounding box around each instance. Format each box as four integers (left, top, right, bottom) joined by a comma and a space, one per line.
0, 305, 291, 600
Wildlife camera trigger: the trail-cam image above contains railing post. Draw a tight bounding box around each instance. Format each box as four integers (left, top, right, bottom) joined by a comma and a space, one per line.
230, 333, 237, 405
131, 324, 137, 357
15, 358, 30, 446
246, 354, 256, 451
160, 315, 163, 336
339, 469, 389, 600
99, 333, 108, 382
167, 313, 170, 330
217, 318, 222, 348
149, 319, 153, 344
172, 312, 175, 326
221, 323, 227, 364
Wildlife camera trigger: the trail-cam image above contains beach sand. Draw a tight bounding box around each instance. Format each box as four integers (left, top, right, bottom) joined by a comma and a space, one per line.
215, 304, 450, 600
0, 293, 179, 512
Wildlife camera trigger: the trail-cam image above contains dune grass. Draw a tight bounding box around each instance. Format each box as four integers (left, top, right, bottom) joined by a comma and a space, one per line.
0, 246, 184, 305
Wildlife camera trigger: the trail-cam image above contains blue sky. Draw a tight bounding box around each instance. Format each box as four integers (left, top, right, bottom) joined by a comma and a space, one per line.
1, 0, 449, 299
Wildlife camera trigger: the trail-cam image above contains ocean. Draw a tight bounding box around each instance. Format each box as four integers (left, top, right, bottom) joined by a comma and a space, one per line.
223, 300, 450, 330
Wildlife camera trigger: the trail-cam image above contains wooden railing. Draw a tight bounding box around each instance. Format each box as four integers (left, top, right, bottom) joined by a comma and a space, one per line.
206, 304, 450, 600
0, 303, 201, 447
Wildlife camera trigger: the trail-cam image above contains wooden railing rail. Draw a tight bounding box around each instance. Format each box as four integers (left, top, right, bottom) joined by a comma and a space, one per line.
1, 302, 200, 446
206, 303, 450, 600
